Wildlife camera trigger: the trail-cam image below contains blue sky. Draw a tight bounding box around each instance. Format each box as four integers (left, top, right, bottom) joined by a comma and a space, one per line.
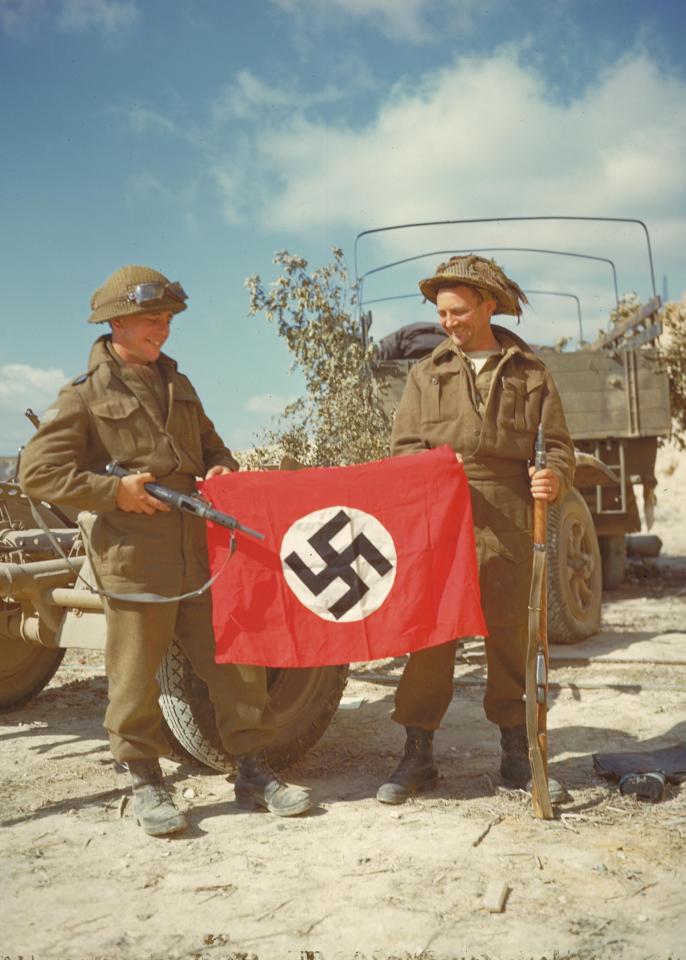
2, 0, 685, 455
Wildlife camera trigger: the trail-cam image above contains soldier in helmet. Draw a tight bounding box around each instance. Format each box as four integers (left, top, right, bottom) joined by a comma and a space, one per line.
20, 265, 312, 835
376, 255, 575, 805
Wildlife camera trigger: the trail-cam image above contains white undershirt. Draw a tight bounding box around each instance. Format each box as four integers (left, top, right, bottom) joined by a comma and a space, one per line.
467, 349, 501, 375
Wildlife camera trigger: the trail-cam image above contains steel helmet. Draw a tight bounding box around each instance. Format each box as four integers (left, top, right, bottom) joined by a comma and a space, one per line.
87, 265, 188, 324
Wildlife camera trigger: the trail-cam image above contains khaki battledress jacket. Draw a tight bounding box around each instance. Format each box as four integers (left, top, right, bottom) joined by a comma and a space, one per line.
391, 326, 575, 631
20, 336, 238, 596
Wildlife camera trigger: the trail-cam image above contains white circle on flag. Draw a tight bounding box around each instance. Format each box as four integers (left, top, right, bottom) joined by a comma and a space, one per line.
280, 505, 397, 623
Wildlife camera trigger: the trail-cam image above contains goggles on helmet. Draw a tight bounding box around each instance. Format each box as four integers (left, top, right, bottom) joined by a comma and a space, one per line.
97, 281, 187, 310
126, 281, 187, 304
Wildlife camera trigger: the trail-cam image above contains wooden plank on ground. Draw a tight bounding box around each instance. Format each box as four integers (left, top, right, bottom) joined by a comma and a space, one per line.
482, 881, 510, 913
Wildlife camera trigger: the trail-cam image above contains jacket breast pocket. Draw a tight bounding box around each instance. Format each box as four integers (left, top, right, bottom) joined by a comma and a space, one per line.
522, 374, 545, 433
499, 373, 545, 434
90, 395, 155, 462
420, 374, 442, 423
498, 378, 527, 432
421, 370, 463, 424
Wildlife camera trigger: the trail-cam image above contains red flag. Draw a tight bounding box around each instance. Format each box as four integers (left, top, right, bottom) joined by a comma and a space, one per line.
204, 446, 486, 667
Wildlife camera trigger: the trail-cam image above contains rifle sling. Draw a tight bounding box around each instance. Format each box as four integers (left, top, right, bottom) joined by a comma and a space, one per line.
28, 498, 235, 605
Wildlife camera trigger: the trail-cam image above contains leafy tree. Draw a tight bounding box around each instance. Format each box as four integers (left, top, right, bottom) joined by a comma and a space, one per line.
610, 291, 686, 449
242, 248, 392, 468
660, 294, 686, 449
609, 291, 642, 331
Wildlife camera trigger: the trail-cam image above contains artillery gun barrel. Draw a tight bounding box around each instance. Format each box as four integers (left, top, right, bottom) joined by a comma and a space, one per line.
48, 588, 103, 611
0, 556, 85, 601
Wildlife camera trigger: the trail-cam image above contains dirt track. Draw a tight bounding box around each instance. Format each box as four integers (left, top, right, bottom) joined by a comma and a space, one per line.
2, 447, 686, 960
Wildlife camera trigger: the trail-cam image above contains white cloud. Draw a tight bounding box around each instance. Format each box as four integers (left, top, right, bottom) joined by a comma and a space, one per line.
57, 0, 138, 33
211, 162, 251, 226
205, 66, 376, 222
0, 0, 137, 33
119, 104, 184, 139
205, 48, 686, 338
0, 364, 68, 453
125, 171, 200, 232
110, 45, 686, 340
125, 169, 199, 208
210, 66, 375, 126
0, 364, 68, 409
270, 0, 485, 44
239, 52, 686, 233
116, 103, 214, 156
0, 0, 42, 33
212, 71, 302, 123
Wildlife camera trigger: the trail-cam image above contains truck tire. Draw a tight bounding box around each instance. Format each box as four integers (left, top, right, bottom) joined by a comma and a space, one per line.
0, 630, 65, 712
157, 639, 348, 772
547, 489, 602, 645
599, 534, 626, 590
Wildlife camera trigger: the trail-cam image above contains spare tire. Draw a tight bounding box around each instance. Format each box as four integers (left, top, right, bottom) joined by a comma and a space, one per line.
158, 639, 348, 771
547, 488, 602, 645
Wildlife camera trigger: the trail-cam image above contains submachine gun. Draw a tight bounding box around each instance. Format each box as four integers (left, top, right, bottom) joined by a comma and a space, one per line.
105, 461, 264, 541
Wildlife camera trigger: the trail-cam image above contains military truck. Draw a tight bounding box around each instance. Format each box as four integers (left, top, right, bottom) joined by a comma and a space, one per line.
356, 216, 671, 645
0, 471, 348, 770
0, 215, 670, 762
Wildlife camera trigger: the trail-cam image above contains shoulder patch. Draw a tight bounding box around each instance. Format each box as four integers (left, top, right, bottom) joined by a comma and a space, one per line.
71, 372, 90, 385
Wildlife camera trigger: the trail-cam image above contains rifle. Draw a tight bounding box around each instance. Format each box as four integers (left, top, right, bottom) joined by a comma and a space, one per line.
105, 461, 264, 541
525, 425, 554, 819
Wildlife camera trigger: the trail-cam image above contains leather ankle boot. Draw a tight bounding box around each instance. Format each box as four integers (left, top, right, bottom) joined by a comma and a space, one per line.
376, 726, 438, 805
499, 725, 567, 804
234, 752, 312, 817
128, 759, 188, 837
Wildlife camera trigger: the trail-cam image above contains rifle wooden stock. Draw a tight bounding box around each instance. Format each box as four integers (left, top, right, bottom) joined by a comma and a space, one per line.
526, 427, 554, 820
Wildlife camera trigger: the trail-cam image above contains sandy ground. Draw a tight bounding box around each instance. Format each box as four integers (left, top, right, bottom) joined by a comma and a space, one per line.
2, 447, 686, 960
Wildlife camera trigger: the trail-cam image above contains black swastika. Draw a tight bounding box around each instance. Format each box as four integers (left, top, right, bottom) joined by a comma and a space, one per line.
284, 509, 394, 619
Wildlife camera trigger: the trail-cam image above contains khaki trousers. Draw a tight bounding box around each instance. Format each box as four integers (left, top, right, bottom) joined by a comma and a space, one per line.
103, 593, 277, 763
393, 466, 533, 732
392, 621, 528, 731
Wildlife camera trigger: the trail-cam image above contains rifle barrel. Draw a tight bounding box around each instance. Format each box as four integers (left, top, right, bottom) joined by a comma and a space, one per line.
535, 422, 547, 471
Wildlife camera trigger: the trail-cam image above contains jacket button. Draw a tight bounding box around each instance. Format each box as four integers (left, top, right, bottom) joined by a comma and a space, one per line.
431, 377, 438, 385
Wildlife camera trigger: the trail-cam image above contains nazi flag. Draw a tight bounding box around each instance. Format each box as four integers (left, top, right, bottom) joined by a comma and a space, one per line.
203, 446, 486, 667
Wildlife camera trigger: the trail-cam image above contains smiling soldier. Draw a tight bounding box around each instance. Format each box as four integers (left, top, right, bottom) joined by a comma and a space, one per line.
19, 265, 311, 834
377, 255, 575, 805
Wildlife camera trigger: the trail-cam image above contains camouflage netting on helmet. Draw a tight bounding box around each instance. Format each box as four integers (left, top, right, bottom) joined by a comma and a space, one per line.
88, 265, 187, 324
418, 254, 529, 317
